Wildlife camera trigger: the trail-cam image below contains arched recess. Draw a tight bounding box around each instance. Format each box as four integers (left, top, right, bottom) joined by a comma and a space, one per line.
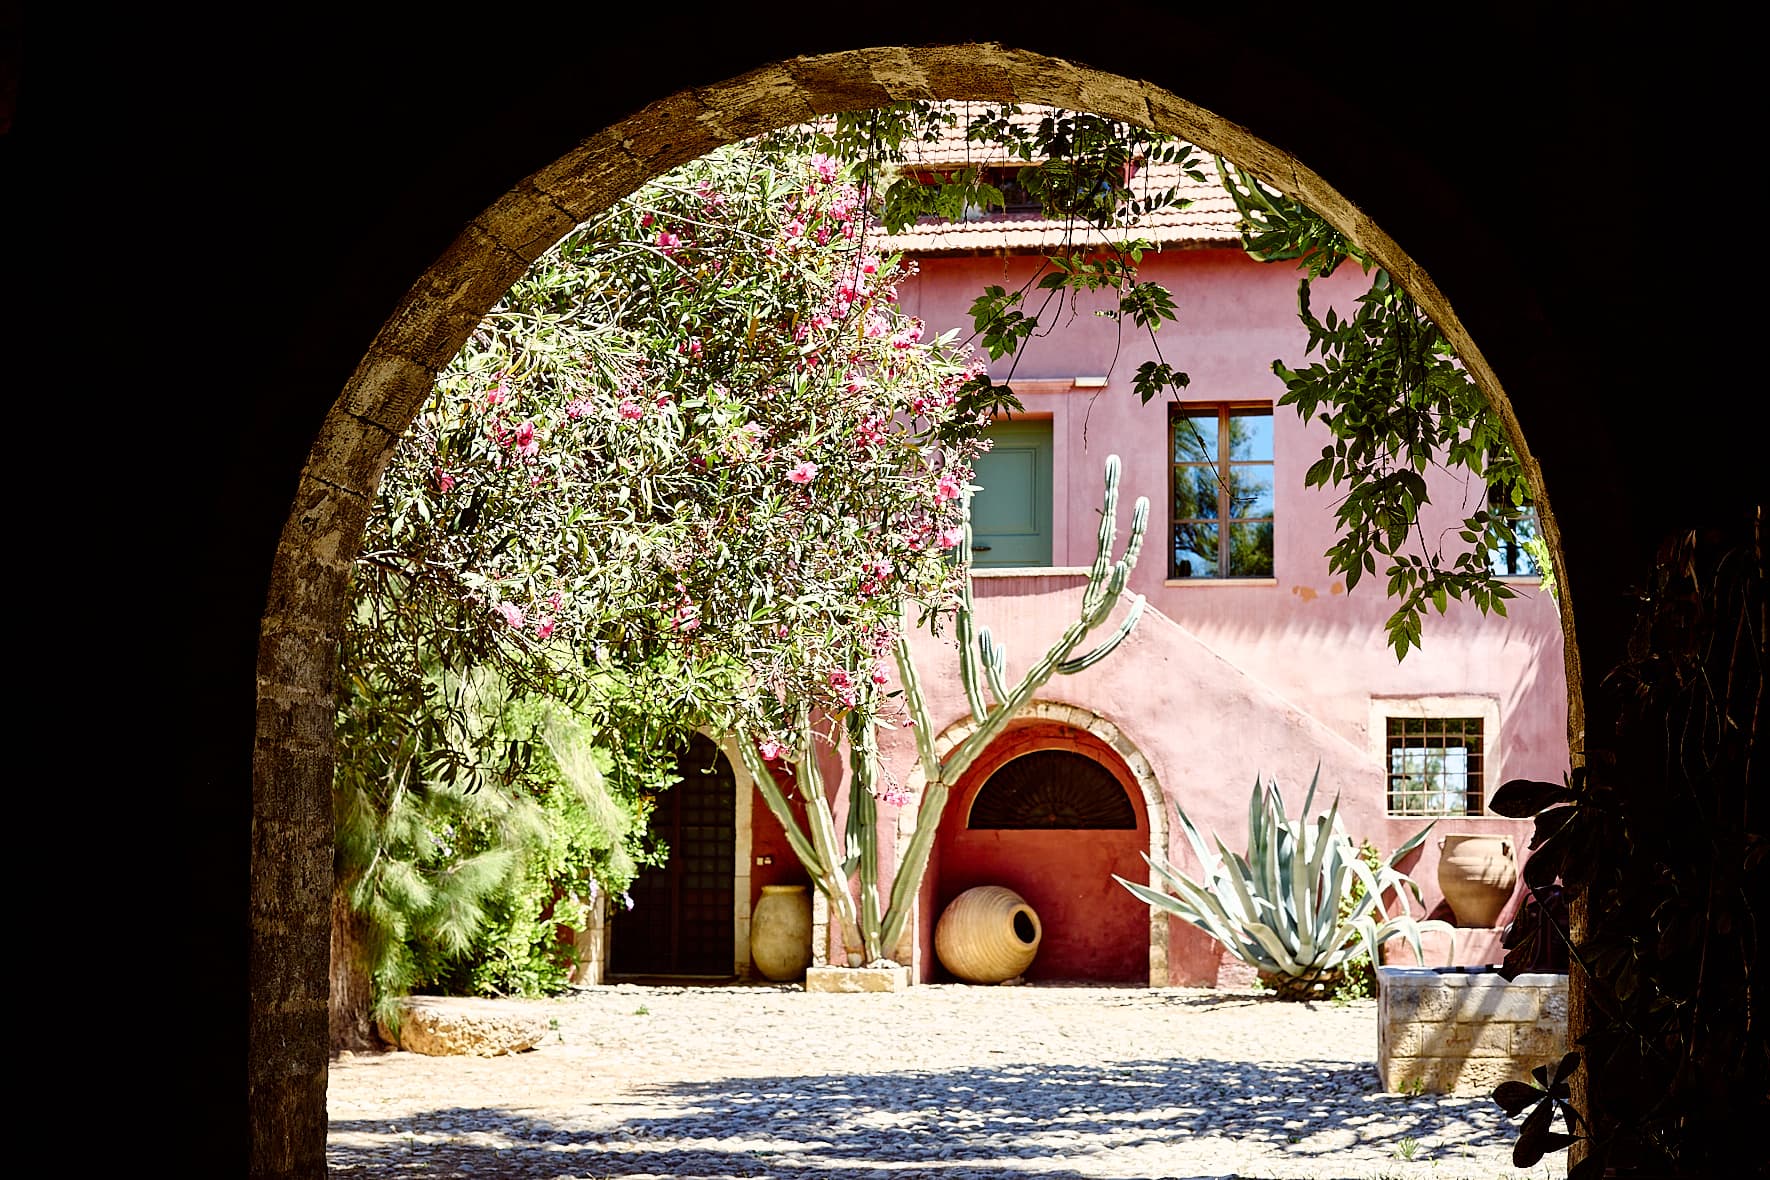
876, 701, 1168, 985
249, 42, 1573, 1174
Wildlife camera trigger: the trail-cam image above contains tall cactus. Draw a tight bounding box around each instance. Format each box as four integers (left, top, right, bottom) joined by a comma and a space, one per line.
740, 455, 1148, 967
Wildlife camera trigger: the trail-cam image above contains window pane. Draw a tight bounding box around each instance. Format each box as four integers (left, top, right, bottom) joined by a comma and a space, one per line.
1172, 523, 1219, 578
1487, 507, 1543, 577
1227, 465, 1273, 518
1226, 521, 1273, 577
1173, 413, 1217, 463
1227, 410, 1273, 460
1174, 467, 1218, 519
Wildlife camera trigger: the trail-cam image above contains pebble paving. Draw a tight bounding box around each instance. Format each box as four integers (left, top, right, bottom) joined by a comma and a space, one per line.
327, 982, 1568, 1180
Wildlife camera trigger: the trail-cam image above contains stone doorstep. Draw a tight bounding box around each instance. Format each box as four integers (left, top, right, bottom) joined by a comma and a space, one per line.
804, 963, 912, 992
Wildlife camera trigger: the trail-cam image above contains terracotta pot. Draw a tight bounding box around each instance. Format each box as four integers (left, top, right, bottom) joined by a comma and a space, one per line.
1437, 834, 1518, 928
935, 885, 1042, 983
749, 884, 812, 981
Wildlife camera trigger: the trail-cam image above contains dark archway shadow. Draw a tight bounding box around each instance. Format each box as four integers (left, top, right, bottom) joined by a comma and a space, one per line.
134, 7, 1757, 1174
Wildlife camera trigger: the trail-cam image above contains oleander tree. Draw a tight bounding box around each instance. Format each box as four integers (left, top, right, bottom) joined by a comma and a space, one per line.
334, 134, 1001, 1045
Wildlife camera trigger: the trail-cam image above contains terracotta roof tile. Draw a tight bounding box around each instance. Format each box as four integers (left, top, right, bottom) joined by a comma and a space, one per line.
858, 103, 1242, 254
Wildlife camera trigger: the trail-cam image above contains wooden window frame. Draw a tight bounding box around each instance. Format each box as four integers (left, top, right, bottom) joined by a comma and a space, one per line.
1169, 402, 1275, 580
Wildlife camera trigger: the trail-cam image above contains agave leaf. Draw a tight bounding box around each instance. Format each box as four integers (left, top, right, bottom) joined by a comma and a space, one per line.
1172, 798, 1222, 878
1387, 818, 1437, 867
1120, 867, 1251, 960
1298, 763, 1321, 823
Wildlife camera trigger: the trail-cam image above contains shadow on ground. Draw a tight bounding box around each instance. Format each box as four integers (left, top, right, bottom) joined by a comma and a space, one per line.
329, 1055, 1520, 1178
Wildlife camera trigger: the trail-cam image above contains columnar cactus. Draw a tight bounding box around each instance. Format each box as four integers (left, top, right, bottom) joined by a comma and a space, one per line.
740, 455, 1148, 967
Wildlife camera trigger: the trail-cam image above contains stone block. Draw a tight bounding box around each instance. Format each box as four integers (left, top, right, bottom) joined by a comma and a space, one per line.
804, 964, 911, 992
1383, 1053, 1535, 1096
384, 996, 547, 1057
1384, 1017, 1518, 1059
1512, 1020, 1570, 1061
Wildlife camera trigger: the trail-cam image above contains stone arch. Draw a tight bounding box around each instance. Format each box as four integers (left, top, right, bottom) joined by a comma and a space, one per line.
249, 42, 1576, 1174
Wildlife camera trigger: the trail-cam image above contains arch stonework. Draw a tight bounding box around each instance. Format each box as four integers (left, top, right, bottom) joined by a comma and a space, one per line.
246, 41, 1587, 1178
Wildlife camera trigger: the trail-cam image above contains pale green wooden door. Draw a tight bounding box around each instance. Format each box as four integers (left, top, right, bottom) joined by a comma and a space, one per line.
970, 420, 1053, 567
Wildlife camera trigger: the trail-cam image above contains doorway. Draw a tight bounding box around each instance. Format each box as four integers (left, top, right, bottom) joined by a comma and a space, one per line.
610, 733, 737, 977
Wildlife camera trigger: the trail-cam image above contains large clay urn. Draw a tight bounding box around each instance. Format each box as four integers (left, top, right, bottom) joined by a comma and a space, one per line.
935, 885, 1043, 983
1436, 834, 1519, 928
749, 884, 813, 981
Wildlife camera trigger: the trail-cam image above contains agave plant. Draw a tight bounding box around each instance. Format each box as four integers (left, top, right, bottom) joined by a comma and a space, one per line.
1114, 768, 1452, 999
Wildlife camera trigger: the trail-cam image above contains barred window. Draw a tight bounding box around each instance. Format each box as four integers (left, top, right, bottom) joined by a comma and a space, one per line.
1386, 716, 1484, 816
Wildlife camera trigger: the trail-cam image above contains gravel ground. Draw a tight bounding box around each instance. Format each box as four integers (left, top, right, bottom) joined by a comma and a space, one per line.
327, 982, 1568, 1180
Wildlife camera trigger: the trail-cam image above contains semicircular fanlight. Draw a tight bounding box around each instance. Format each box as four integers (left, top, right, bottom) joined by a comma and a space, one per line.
968, 750, 1135, 829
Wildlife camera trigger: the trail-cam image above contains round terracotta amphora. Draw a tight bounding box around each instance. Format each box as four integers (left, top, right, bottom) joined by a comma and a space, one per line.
749, 884, 813, 981
935, 885, 1042, 983
1437, 834, 1518, 927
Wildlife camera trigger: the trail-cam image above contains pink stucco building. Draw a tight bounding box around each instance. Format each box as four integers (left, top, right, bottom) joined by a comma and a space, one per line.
604, 120, 1569, 988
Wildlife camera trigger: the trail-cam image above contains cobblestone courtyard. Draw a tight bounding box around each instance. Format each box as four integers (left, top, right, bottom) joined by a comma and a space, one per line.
327, 983, 1567, 1180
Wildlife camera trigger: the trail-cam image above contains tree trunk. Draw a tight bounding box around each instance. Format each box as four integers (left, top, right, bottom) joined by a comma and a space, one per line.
329, 882, 380, 1052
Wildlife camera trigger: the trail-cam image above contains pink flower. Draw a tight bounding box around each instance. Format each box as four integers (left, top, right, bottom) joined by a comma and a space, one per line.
670, 600, 700, 633
758, 738, 785, 761
828, 669, 858, 708
786, 460, 818, 485
879, 783, 911, 808
937, 525, 965, 549
810, 153, 839, 183
546, 591, 563, 611
935, 473, 964, 501
618, 399, 644, 420
565, 398, 592, 419
656, 230, 680, 251
534, 617, 556, 640
483, 388, 506, 409
512, 420, 539, 458
433, 467, 456, 494
870, 663, 890, 687
497, 602, 525, 629
640, 211, 654, 228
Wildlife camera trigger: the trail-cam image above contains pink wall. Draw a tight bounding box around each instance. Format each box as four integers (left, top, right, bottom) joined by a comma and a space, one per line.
779, 245, 1569, 982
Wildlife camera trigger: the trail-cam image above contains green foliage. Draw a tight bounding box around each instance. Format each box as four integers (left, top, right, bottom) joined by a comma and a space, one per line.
335, 661, 668, 1011
1218, 160, 1535, 659
447, 704, 670, 998
1328, 839, 1385, 1001
1488, 519, 1764, 1178
337, 138, 996, 1024
1116, 768, 1452, 999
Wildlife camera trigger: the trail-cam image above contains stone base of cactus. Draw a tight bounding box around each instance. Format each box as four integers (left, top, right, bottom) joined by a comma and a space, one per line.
804, 963, 911, 992
1257, 967, 1345, 1001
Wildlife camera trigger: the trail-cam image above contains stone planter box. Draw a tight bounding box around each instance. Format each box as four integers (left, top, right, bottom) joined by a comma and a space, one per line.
804, 963, 912, 992
1377, 965, 1568, 1095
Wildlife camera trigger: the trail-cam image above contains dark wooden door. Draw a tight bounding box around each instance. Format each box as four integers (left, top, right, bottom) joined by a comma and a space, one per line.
610, 734, 736, 976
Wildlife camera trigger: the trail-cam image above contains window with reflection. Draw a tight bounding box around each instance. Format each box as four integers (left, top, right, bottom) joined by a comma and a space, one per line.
1170, 404, 1274, 578
1485, 485, 1544, 578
